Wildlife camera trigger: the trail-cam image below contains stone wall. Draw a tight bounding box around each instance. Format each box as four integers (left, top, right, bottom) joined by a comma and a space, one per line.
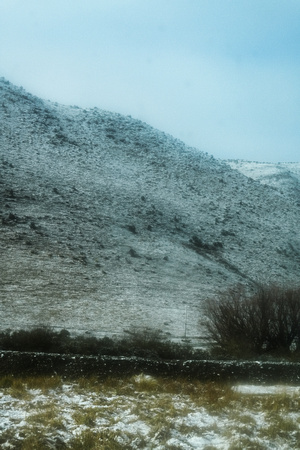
1, 351, 300, 383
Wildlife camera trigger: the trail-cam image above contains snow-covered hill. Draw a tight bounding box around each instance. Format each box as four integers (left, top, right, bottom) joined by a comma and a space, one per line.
1, 78, 299, 338
227, 160, 300, 205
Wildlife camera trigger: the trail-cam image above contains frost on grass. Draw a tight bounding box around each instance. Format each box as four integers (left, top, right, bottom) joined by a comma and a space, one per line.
1, 375, 300, 449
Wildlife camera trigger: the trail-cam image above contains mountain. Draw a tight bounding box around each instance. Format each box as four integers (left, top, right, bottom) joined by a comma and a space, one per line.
1, 78, 299, 339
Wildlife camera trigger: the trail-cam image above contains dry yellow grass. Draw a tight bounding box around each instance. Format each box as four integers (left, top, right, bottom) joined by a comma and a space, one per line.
0, 375, 300, 449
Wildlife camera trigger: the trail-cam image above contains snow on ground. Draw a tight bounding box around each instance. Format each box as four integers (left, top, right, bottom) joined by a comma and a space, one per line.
226, 160, 300, 181
1, 78, 300, 339
234, 384, 300, 395
1, 375, 300, 449
227, 159, 300, 203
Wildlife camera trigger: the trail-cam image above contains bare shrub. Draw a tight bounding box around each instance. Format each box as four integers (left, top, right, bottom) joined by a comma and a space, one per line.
202, 285, 300, 358
119, 327, 196, 359
0, 327, 57, 353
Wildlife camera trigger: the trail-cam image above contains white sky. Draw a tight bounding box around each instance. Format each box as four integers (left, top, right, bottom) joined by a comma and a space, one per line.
1, 0, 299, 162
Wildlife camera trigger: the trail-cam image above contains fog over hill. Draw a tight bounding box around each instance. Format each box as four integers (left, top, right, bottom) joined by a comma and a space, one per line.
1, 78, 299, 338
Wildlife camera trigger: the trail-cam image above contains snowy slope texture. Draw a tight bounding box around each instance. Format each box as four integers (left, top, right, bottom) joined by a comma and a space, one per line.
1, 78, 299, 337
227, 160, 300, 206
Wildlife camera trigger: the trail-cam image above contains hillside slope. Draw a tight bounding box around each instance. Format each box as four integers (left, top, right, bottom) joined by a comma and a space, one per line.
227, 160, 300, 205
1, 78, 299, 337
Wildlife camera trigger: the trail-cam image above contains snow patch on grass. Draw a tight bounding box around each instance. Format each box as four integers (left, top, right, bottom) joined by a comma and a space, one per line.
1, 376, 300, 448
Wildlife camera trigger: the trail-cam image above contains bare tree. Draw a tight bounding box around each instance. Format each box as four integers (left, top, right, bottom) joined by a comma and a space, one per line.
202, 285, 300, 357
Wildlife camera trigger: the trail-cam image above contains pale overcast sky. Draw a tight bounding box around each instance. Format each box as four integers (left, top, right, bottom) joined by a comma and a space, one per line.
1, 0, 299, 162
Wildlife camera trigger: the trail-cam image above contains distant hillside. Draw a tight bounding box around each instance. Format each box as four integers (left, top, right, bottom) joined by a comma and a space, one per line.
1, 78, 299, 338
227, 160, 300, 205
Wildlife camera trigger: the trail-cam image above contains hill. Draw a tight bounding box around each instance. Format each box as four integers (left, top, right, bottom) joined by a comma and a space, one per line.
1, 78, 299, 338
227, 159, 300, 205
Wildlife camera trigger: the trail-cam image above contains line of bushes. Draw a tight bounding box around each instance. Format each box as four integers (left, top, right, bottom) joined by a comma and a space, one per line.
0, 327, 207, 360
2, 284, 300, 362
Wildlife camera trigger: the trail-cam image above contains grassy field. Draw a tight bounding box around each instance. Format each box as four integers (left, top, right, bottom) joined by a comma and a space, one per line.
1, 375, 300, 449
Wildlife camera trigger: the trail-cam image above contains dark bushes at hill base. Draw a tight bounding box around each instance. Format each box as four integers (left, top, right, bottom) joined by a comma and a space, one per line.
3, 284, 300, 361
0, 327, 206, 360
202, 284, 300, 358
